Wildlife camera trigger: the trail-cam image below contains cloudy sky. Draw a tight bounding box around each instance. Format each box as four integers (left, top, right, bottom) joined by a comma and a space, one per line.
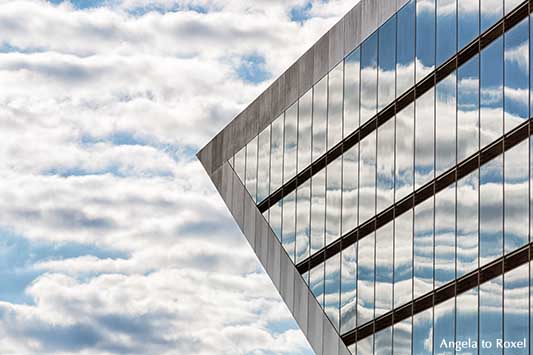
0, 0, 358, 354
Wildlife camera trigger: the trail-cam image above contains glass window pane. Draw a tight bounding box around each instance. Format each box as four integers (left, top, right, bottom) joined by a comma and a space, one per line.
310, 262, 325, 307
414, 196, 434, 299
271, 114, 284, 192
481, 0, 503, 32
358, 232, 375, 325
397, 0, 416, 97
313, 76, 328, 160
342, 144, 359, 234
341, 243, 357, 334
504, 17, 529, 133
326, 156, 343, 246
393, 317, 412, 355
358, 335, 374, 355
282, 191, 296, 261
394, 209, 413, 308
434, 298, 455, 355
375, 221, 393, 317
504, 263, 529, 354
298, 89, 313, 173
458, 0, 480, 50
311, 169, 326, 255
436, 72, 457, 175
504, 139, 529, 254
458, 54, 480, 162
257, 126, 271, 202
413, 308, 433, 355
480, 275, 503, 355
345, 49, 361, 137
348, 344, 355, 355
284, 102, 298, 183
378, 15, 397, 111
456, 288, 479, 353
360, 130, 377, 223
295, 180, 311, 264
375, 326, 393, 355
324, 253, 341, 330
415, 88, 435, 189
416, 0, 436, 81
329, 62, 344, 149
395, 102, 415, 202
434, 183, 456, 288
246, 136, 258, 201
234, 146, 246, 184
270, 200, 282, 242
506, 0, 522, 14
457, 169, 479, 278
361, 33, 378, 125
437, 0, 457, 66
480, 37, 504, 148
377, 118, 395, 212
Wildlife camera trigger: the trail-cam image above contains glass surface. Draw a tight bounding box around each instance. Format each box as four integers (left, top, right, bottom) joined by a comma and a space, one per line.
506, 0, 522, 14
324, 253, 341, 330
345, 48, 361, 137
257, 126, 271, 202
504, 139, 529, 254
457, 169, 479, 277
393, 318, 412, 355
397, 0, 416, 97
435, 73, 456, 175
359, 335, 374, 355
295, 180, 311, 264
458, 0, 480, 50
360, 130, 377, 223
342, 144, 359, 234
302, 271, 309, 286
313, 76, 328, 160
361, 32, 378, 125
310, 262, 325, 307
504, 18, 529, 133
480, 37, 504, 148
284, 102, 298, 183
480, 275, 503, 355
434, 298, 455, 355
375, 221, 393, 318
234, 145, 246, 184
481, 0, 503, 32
348, 344, 356, 355
245, 136, 258, 202
436, 0, 456, 66
270, 114, 284, 192
282, 191, 296, 261
311, 169, 326, 255
270, 199, 283, 241
325, 156, 343, 246
416, 0, 436, 81
329, 62, 344, 149
378, 15, 397, 111
415, 88, 435, 189
413, 308, 433, 355
504, 263, 529, 355
395, 103, 415, 202
377, 118, 395, 212
480, 153, 503, 266
340, 243, 357, 334
298, 89, 313, 173
358, 232, 375, 325
375, 326, 393, 355
394, 209, 413, 308
456, 288, 479, 354
434, 183, 456, 288
458, 54, 480, 162
414, 197, 434, 299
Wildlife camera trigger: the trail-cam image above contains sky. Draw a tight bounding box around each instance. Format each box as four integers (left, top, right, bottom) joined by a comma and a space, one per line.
0, 0, 359, 354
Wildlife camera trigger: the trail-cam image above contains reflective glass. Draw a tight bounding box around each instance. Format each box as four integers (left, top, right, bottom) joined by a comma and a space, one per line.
295, 180, 311, 263
245, 136, 258, 201
329, 62, 344, 149
313, 76, 328, 160
504, 263, 529, 355
342, 144, 359, 234
504, 139, 529, 254
416, 0, 436, 81
436, 0, 456, 66
458, 54, 480, 162
234, 145, 246, 184
415, 88, 435, 189
480, 155, 503, 266
358, 232, 375, 325
284, 102, 298, 183
360, 130, 377, 223
397, 0, 416, 97
378, 15, 397, 111
359, 335, 374, 355
457, 169, 479, 277
436, 73, 456, 175
270, 114, 284, 192
310, 262, 325, 307
480, 37, 504, 148
340, 243, 357, 334
326, 156, 343, 246
377, 118, 395, 212
393, 317, 412, 355
504, 18, 529, 133
456, 288, 479, 354
375, 326, 393, 355
375, 221, 393, 317
414, 197, 434, 298
257, 126, 271, 202
282, 191, 296, 261
413, 308, 433, 355
361, 33, 378, 125
434, 298, 455, 355
270, 199, 282, 241
434, 183, 456, 288
302, 271, 309, 286
481, 0, 503, 32
345, 48, 361, 136
324, 253, 341, 330
395, 103, 415, 201
506, 0, 523, 14
394, 210, 413, 308
298, 89, 313, 173
311, 169, 326, 255
458, 0, 480, 50
480, 275, 503, 355
348, 344, 356, 355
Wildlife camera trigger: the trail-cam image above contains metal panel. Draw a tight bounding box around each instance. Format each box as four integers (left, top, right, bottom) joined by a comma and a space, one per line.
266, 227, 282, 289
286, 62, 299, 108
258, 89, 272, 134
361, 0, 379, 41
314, 34, 330, 84
299, 48, 315, 97
397, 0, 410, 10
271, 73, 286, 119
323, 320, 340, 355
280, 252, 296, 311
338, 338, 351, 355
256, 211, 269, 268
329, 19, 345, 69
220, 163, 233, 211
293, 273, 309, 336
379, 0, 397, 27
243, 192, 256, 249
308, 293, 325, 355
344, 3, 362, 56
231, 170, 245, 231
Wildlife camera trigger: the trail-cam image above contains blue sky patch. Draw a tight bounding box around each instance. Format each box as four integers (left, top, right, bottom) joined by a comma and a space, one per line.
290, 2, 313, 23
49, 0, 111, 10
237, 54, 270, 84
